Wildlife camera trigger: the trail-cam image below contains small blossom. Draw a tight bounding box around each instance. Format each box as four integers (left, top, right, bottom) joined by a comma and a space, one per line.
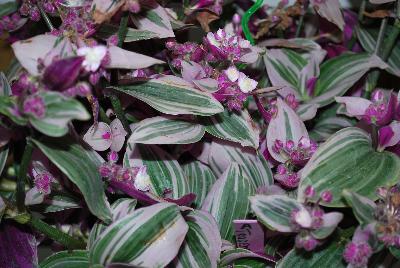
292, 208, 313, 228
238, 72, 257, 93
77, 45, 107, 72
224, 66, 239, 82
295, 234, 319, 251
304, 185, 316, 198
23, 95, 46, 118
343, 242, 372, 268
107, 151, 119, 163
321, 190, 333, 203
134, 166, 151, 191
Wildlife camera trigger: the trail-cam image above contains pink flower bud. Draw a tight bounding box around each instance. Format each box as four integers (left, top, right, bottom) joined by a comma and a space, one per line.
30, 8, 41, 21
277, 164, 287, 175
285, 140, 295, 151
321, 190, 333, 203
343, 242, 372, 268
233, 14, 241, 25
304, 185, 315, 198
99, 163, 112, 178
43, 56, 84, 91
23, 95, 46, 119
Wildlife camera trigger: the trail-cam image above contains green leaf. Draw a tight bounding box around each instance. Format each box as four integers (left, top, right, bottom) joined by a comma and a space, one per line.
97, 23, 159, 42
277, 234, 347, 268
89, 203, 188, 266
183, 161, 217, 208
32, 191, 80, 213
219, 248, 272, 267
0, 72, 11, 96
29, 92, 90, 137
0, 0, 18, 18
390, 247, 400, 260
200, 109, 259, 148
209, 140, 273, 189
129, 116, 205, 144
343, 190, 376, 225
356, 26, 400, 77
0, 96, 28, 125
298, 127, 400, 207
250, 194, 302, 232
309, 116, 354, 142
201, 163, 255, 242
311, 53, 386, 107
40, 250, 89, 268
114, 78, 224, 116
0, 146, 8, 177
124, 143, 190, 198
32, 137, 112, 223
173, 210, 222, 268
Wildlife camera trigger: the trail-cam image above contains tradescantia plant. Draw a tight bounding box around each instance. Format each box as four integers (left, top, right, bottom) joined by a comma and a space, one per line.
3, 0, 400, 267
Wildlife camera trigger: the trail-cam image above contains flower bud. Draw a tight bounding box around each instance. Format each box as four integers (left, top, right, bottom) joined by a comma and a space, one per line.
321, 190, 333, 203
43, 56, 84, 91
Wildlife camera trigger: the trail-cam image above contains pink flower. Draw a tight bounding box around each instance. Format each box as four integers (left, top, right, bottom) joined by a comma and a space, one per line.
343, 242, 372, 268
23, 95, 46, 119
43, 56, 84, 91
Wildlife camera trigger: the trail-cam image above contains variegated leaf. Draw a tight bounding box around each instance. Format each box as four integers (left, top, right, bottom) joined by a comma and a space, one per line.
0, 0, 18, 18
250, 194, 303, 232
0, 72, 11, 96
89, 203, 188, 267
183, 161, 217, 208
0, 146, 8, 176
173, 210, 222, 268
124, 143, 190, 199
91, 0, 124, 24
200, 109, 259, 148
311, 53, 386, 107
208, 140, 273, 188
107, 46, 165, 70
131, 0, 174, 38
33, 192, 81, 213
129, 116, 205, 144
30, 92, 90, 137
356, 26, 400, 77
219, 248, 272, 267
97, 23, 160, 42
267, 98, 308, 163
40, 250, 89, 268
32, 137, 112, 223
298, 127, 400, 207
343, 190, 376, 225
310, 0, 345, 30
309, 116, 354, 142
201, 163, 255, 242
114, 77, 223, 116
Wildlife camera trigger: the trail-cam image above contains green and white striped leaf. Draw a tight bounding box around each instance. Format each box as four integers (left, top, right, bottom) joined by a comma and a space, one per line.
124, 143, 189, 198
32, 137, 112, 223
173, 210, 222, 268
200, 109, 260, 148
0, 96, 28, 125
250, 194, 303, 232
201, 163, 255, 242
264, 49, 307, 94
208, 140, 273, 188
0, 72, 11, 96
97, 23, 159, 42
219, 248, 272, 267
40, 250, 89, 268
88, 198, 137, 249
298, 127, 400, 207
267, 98, 308, 163
0, 0, 18, 18
343, 190, 376, 225
33, 192, 81, 213
277, 233, 347, 268
309, 116, 354, 142
0, 146, 8, 176
114, 77, 223, 116
30, 92, 90, 137
89, 203, 188, 266
310, 53, 386, 107
183, 161, 217, 208
356, 26, 400, 77
129, 116, 205, 144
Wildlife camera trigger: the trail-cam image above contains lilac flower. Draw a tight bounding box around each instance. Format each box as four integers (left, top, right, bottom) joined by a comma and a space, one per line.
31, 165, 54, 195
83, 119, 128, 152
23, 95, 46, 119
343, 226, 374, 268
273, 137, 317, 166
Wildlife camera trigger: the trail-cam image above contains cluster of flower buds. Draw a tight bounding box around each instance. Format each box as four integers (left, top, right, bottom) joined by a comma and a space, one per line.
284, 93, 300, 111
363, 90, 396, 125
166, 40, 206, 69
58, 5, 96, 36
273, 137, 318, 166
206, 29, 252, 62
343, 226, 373, 268
290, 187, 336, 251
11, 73, 39, 96
99, 152, 151, 192
213, 66, 257, 111
32, 168, 54, 195
19, 0, 41, 21
0, 13, 24, 34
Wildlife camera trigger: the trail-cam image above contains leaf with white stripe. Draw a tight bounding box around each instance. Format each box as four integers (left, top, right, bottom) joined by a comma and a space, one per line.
208, 140, 273, 188
309, 116, 354, 142
40, 250, 89, 268
200, 109, 259, 148
343, 190, 376, 225
129, 116, 205, 144
32, 137, 112, 223
35, 192, 81, 213
310, 53, 386, 107
97, 23, 159, 42
89, 203, 188, 267
219, 248, 273, 267
298, 127, 400, 207
201, 163, 255, 242
114, 77, 223, 116
0, 146, 8, 176
0, 0, 18, 18
0, 72, 11, 96
183, 161, 217, 208
356, 26, 400, 77
30, 92, 90, 137
173, 210, 222, 268
267, 98, 308, 163
250, 194, 303, 232
124, 143, 189, 198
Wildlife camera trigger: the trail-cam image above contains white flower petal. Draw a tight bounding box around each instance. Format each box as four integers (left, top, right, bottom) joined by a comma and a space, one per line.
238, 72, 258, 93
83, 122, 112, 151
224, 66, 240, 82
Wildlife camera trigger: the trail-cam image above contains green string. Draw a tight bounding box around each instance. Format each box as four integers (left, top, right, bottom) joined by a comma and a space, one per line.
241, 0, 264, 45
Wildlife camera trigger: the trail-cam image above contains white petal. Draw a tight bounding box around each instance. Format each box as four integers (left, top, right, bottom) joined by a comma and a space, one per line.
207, 32, 220, 47
238, 72, 257, 93
295, 208, 312, 228
224, 66, 240, 82
110, 119, 127, 152
83, 122, 112, 151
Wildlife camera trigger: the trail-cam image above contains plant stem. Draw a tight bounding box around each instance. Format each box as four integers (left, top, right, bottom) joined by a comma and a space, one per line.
371, 124, 379, 151
117, 12, 129, 47
28, 215, 86, 249
363, 19, 400, 98
295, 14, 305, 38
241, 0, 264, 45
110, 94, 131, 133
358, 0, 367, 22
16, 141, 34, 212
99, 106, 111, 124
37, 4, 54, 31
